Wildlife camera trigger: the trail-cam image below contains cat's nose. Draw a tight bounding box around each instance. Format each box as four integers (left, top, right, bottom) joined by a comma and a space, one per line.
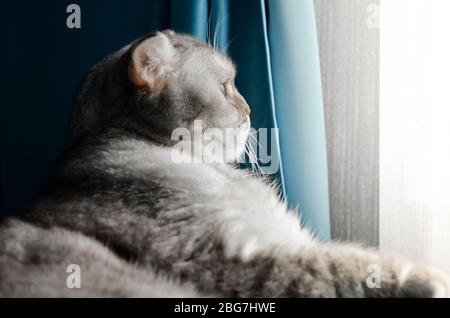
241, 101, 251, 116
235, 93, 251, 116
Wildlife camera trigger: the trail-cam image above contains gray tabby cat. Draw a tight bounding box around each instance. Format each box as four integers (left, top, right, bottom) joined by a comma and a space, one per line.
1, 31, 449, 298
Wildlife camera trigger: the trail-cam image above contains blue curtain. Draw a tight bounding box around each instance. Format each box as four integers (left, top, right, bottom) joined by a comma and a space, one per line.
0, 0, 330, 240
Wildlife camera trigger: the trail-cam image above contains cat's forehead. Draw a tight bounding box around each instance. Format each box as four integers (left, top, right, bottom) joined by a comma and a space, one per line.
168, 32, 236, 77
184, 49, 235, 81
208, 52, 236, 77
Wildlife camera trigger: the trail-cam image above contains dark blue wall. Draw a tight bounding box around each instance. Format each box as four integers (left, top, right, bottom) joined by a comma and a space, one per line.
0, 0, 172, 216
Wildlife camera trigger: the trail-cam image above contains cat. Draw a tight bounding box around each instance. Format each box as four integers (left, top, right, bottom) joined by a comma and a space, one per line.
1, 30, 449, 298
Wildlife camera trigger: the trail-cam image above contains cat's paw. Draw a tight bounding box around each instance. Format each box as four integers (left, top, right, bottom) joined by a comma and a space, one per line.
398, 263, 450, 298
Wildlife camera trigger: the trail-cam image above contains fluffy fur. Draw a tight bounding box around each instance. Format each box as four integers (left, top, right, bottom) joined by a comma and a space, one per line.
0, 219, 199, 297
0, 31, 449, 298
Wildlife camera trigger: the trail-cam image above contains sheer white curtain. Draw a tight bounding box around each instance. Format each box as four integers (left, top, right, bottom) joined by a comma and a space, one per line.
380, 0, 450, 268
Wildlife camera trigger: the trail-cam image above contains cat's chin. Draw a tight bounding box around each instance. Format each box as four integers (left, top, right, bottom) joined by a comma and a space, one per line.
210, 136, 249, 164
206, 121, 250, 163
208, 129, 249, 164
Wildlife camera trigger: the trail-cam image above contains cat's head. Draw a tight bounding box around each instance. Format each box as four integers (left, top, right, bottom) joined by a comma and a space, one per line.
71, 30, 251, 162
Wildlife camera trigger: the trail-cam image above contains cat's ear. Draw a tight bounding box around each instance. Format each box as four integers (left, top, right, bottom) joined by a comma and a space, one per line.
129, 32, 175, 95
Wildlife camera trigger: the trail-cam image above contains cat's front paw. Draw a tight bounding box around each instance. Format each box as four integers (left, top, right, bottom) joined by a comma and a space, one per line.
398, 263, 450, 298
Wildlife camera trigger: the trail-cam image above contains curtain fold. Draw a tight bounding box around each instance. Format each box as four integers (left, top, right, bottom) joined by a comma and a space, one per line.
267, 0, 330, 240
1, 0, 330, 240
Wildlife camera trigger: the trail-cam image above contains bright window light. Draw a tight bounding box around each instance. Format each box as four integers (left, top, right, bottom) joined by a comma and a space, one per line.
380, 0, 450, 268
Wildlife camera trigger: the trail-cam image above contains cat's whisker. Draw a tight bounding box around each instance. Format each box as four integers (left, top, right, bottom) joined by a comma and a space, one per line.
243, 143, 252, 165
207, 9, 213, 46
245, 137, 262, 176
248, 133, 262, 154
249, 136, 264, 176
245, 145, 256, 173
213, 14, 230, 52
214, 20, 222, 51
223, 36, 237, 55
213, 16, 220, 50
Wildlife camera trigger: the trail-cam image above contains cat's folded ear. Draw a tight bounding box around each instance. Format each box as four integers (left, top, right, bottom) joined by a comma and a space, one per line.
129, 32, 175, 96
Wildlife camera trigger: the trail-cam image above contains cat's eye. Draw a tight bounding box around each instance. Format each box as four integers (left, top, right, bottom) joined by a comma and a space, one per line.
220, 83, 227, 96
221, 81, 234, 97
